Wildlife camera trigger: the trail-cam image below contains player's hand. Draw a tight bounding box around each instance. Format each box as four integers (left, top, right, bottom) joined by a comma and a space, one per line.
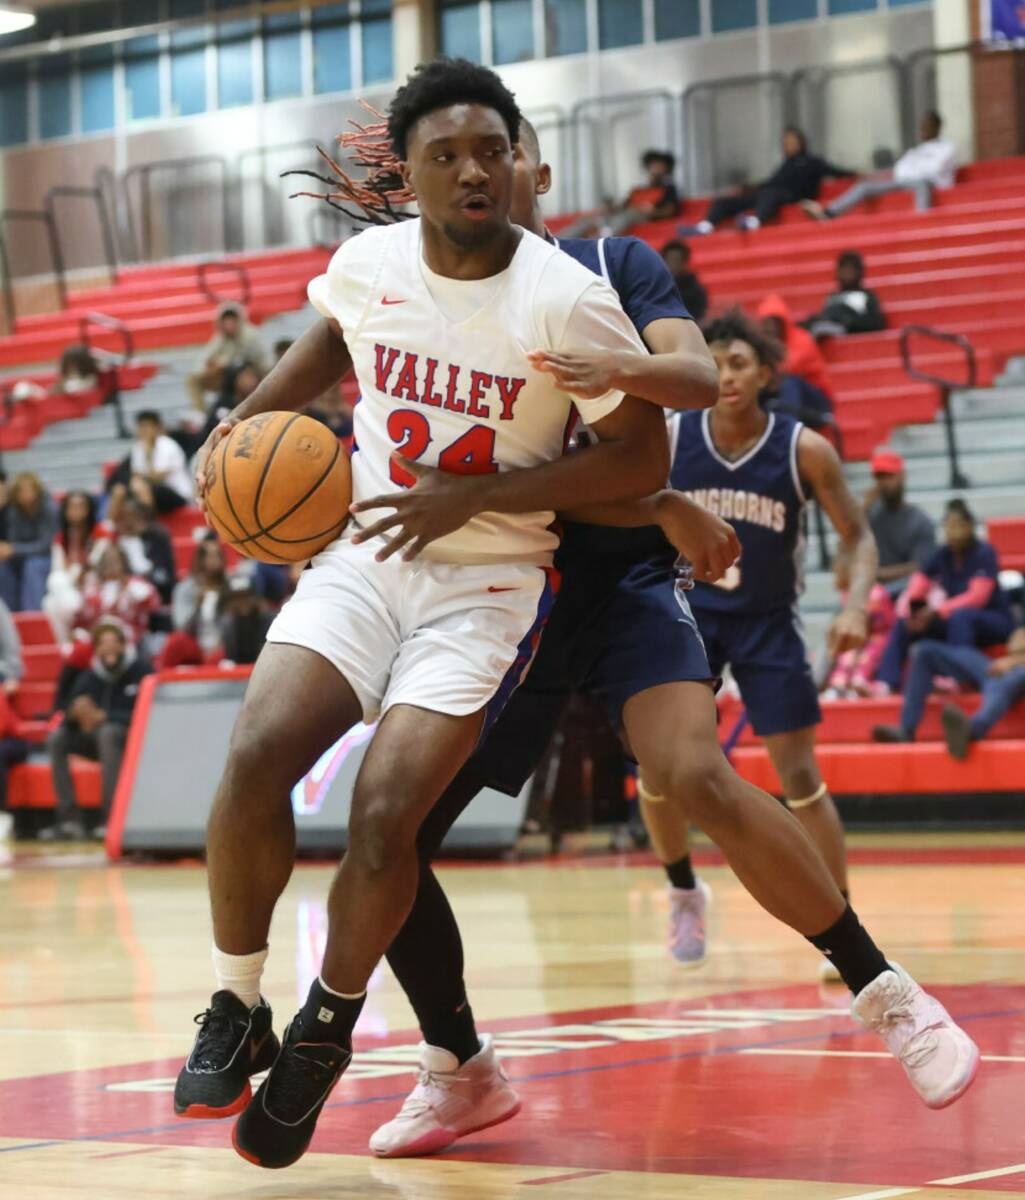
827, 608, 869, 658
655, 491, 739, 583
527, 349, 618, 400
348, 455, 486, 562
193, 420, 235, 516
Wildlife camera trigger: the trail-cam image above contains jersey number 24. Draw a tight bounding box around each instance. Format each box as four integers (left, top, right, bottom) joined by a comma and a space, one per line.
387, 410, 499, 486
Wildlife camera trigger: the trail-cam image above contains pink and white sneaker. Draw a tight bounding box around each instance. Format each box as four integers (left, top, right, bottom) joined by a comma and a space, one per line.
852, 963, 980, 1109
668, 879, 712, 967
369, 1036, 521, 1158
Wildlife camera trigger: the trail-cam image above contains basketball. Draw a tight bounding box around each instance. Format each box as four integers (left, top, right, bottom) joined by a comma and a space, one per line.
204, 411, 351, 564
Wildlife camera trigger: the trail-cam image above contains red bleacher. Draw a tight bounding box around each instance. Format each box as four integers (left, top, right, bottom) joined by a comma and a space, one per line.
988, 517, 1025, 572
602, 156, 1025, 460
0, 247, 331, 370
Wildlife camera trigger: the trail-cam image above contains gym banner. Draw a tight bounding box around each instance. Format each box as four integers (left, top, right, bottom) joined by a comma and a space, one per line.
983, 0, 1025, 42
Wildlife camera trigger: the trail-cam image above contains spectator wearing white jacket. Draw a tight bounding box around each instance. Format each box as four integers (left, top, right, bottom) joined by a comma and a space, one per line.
805, 112, 957, 219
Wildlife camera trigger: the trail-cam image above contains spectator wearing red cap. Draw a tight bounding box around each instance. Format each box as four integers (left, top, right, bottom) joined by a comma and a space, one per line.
863, 448, 936, 599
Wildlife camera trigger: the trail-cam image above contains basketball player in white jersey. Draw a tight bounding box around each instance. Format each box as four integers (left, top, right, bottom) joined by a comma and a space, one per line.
172, 59, 672, 1170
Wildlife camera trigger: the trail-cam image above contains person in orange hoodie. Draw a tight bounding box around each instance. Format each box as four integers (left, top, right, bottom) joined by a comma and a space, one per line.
758, 292, 833, 400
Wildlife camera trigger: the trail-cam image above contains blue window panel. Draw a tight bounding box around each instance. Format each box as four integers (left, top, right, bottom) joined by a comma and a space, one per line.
264, 12, 303, 99
889, 0, 929, 6
39, 56, 73, 140
362, 0, 391, 13
312, 6, 352, 95
493, 0, 534, 63
0, 64, 29, 147
217, 25, 254, 107
125, 36, 161, 120
362, 16, 393, 82
171, 0, 208, 50
439, 3, 481, 63
655, 0, 700, 38
544, 0, 587, 56
598, 0, 642, 48
123, 0, 162, 23
769, 0, 817, 20
80, 45, 116, 133
711, 0, 758, 32
171, 48, 207, 115
827, 0, 876, 11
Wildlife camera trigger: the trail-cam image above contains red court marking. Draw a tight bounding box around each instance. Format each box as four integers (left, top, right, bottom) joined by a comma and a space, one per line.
90, 1146, 164, 1160
2, 985, 1025, 1190
522, 1169, 609, 1185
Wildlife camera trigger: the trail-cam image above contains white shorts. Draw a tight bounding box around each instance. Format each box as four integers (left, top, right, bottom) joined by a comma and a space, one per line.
266, 531, 557, 724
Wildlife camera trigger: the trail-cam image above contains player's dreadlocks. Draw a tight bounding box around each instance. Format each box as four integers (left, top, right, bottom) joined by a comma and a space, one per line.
283, 58, 522, 228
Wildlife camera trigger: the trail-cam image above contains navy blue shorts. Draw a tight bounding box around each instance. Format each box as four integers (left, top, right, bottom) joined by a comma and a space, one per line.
694, 605, 821, 737
470, 553, 713, 796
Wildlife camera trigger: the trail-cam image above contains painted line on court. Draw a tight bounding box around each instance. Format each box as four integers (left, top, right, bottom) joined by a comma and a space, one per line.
521, 1169, 609, 1186
741, 1048, 1025, 1063
930, 1161, 1025, 1186
90, 1145, 164, 1160
838, 1190, 922, 1200
3, 1000, 1024, 1162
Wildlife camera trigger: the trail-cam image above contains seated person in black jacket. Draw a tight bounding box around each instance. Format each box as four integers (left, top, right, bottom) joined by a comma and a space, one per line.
220, 574, 274, 666
805, 251, 887, 338
682, 127, 853, 234
43, 617, 152, 842
112, 497, 177, 606
661, 240, 708, 323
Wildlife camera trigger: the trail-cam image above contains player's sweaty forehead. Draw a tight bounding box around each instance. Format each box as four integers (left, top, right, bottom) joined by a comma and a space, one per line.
405, 103, 513, 159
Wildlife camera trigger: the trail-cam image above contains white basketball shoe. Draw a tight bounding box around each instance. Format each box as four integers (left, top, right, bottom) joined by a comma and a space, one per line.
852, 963, 980, 1109
369, 1036, 521, 1158
668, 879, 712, 967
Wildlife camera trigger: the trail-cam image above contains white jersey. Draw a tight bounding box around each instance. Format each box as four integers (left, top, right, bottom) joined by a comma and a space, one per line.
307, 218, 648, 565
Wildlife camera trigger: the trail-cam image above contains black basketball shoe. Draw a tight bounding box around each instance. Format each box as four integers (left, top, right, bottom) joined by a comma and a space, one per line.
174, 990, 279, 1119
232, 1015, 351, 1168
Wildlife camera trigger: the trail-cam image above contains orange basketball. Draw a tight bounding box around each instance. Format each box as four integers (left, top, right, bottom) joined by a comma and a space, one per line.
205, 411, 351, 564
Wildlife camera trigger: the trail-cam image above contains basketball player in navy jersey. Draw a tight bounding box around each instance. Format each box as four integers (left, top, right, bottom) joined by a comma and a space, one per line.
639, 310, 868, 978
366, 123, 978, 1159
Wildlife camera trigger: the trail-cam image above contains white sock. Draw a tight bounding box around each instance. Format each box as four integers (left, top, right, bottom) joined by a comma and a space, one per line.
212, 944, 268, 1009
318, 974, 366, 1001
696, 220, 713, 234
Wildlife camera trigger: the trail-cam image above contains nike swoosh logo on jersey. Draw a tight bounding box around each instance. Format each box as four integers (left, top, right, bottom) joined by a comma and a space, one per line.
380, 296, 407, 305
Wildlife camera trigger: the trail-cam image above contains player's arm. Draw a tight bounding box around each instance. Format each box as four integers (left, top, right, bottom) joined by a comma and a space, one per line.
798, 428, 878, 658
193, 318, 352, 502
529, 239, 718, 411
529, 318, 717, 411
560, 488, 739, 583
351, 395, 670, 562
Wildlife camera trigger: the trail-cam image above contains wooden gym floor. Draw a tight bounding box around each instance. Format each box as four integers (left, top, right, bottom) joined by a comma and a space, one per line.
2, 833, 1025, 1199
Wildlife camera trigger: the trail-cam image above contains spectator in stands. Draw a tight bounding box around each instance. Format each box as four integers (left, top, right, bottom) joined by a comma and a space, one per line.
0, 595, 23, 700
0, 682, 30, 840
864, 449, 937, 598
872, 625, 1025, 755
305, 386, 354, 442
757, 293, 833, 400
44, 617, 151, 842
110, 497, 176, 605
55, 344, 100, 395
250, 559, 304, 608
0, 473, 58, 613
0, 472, 9, 542
660, 241, 708, 323
126, 410, 194, 514
561, 150, 680, 238
44, 492, 111, 643
72, 542, 160, 649
273, 339, 293, 361
805, 111, 957, 220
220, 573, 273, 666
805, 252, 887, 338
186, 302, 271, 412
825, 560, 896, 698
681, 127, 853, 234
159, 535, 230, 669
876, 499, 1014, 694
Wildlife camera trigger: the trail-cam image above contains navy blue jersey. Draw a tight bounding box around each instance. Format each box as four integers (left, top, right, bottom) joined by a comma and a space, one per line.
670, 408, 807, 615
922, 541, 1010, 617
555, 235, 690, 561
